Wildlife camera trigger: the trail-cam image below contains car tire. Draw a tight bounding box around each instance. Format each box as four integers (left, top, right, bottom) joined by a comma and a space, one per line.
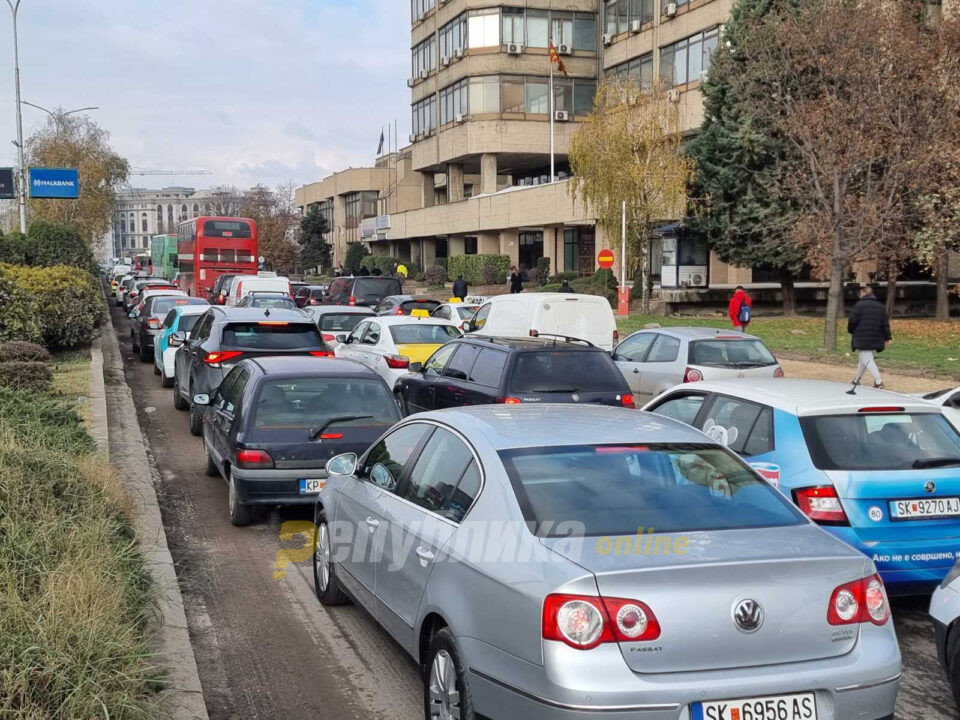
139, 336, 153, 363
188, 390, 204, 436
161, 370, 174, 388
204, 444, 219, 477
153, 360, 161, 376
131, 331, 139, 353
227, 470, 253, 526
946, 623, 960, 710
423, 628, 475, 720
313, 513, 349, 606
173, 374, 189, 411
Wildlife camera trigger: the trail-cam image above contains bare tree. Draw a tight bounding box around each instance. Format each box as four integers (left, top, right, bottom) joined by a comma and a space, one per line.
242, 182, 301, 274
206, 185, 245, 217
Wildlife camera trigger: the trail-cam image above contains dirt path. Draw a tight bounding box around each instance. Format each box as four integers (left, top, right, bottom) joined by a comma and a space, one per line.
781, 358, 949, 395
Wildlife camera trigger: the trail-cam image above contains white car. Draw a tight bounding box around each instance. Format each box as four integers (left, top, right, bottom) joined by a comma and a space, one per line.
225, 274, 290, 306
114, 274, 134, 305
915, 387, 960, 433
154, 305, 209, 387
300, 305, 376, 350
334, 314, 460, 389
430, 301, 480, 331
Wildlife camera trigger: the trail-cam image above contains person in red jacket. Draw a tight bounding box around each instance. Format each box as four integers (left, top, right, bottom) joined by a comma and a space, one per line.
729, 286, 753, 331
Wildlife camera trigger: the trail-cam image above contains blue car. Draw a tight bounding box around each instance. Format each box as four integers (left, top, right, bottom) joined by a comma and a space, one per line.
154, 305, 210, 388
646, 378, 960, 593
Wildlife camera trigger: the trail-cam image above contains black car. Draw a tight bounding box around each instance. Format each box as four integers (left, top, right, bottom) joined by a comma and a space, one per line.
237, 292, 299, 310
171, 307, 332, 436
322, 275, 402, 308
193, 356, 401, 525
375, 295, 441, 317
293, 285, 328, 308
209, 273, 238, 305
130, 295, 208, 362
394, 336, 635, 415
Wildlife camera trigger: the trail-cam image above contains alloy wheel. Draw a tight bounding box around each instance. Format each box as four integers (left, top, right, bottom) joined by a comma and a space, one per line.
428, 649, 460, 720
315, 522, 331, 592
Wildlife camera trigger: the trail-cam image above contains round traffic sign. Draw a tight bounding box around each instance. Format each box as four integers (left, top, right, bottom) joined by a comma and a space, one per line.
598, 249, 615, 269
258, 255, 266, 264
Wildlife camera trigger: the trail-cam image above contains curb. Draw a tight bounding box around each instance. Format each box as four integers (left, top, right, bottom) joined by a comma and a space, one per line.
92, 313, 209, 720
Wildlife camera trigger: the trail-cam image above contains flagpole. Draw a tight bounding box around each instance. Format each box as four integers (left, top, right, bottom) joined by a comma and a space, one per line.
549, 51, 555, 183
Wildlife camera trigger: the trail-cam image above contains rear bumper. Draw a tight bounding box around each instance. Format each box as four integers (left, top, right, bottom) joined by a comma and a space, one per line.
231, 466, 328, 506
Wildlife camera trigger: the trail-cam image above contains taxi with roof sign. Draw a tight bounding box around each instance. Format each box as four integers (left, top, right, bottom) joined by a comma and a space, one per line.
644, 378, 960, 593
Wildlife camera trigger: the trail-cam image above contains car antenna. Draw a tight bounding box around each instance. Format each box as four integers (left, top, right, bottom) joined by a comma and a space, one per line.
846, 365, 866, 395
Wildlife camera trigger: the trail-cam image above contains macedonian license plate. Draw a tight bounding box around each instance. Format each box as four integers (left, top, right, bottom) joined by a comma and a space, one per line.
890, 496, 960, 520
692, 692, 816, 720
298, 479, 325, 495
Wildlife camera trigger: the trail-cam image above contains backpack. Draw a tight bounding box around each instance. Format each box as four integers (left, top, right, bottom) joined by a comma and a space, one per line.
737, 302, 752, 325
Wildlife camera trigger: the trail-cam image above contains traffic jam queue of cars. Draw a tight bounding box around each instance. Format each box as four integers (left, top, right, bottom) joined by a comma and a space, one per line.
111, 262, 960, 720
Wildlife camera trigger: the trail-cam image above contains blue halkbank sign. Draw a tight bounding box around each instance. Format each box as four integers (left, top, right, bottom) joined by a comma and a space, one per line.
29, 167, 79, 199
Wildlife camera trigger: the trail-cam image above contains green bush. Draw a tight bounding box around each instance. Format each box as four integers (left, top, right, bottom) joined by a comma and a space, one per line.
541, 283, 562, 292
448, 254, 511, 285
536, 257, 551, 287
549, 271, 579, 283
0, 275, 42, 345
568, 270, 619, 307
361, 255, 398, 275
0, 231, 30, 265
0, 361, 53, 392
424, 265, 448, 285
0, 340, 51, 363
0, 264, 102, 349
344, 242, 369, 274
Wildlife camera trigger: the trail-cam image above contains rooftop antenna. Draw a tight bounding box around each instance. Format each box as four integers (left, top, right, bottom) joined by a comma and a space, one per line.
846, 364, 867, 395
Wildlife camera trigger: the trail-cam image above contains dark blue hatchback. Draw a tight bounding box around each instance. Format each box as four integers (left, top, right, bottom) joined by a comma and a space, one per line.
197, 355, 401, 525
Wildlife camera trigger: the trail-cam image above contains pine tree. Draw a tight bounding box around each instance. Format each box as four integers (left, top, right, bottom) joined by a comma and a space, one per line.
299, 205, 331, 273
687, 0, 804, 313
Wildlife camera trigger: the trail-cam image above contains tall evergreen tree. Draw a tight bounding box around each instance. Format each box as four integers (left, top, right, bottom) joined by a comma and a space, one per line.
299, 205, 331, 273
687, 0, 804, 313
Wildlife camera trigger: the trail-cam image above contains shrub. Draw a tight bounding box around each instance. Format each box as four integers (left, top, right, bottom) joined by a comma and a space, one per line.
0, 341, 51, 363
0, 231, 30, 265
26, 221, 98, 275
424, 265, 449, 285
541, 283, 562, 292
448, 254, 511, 285
549, 271, 579, 283
0, 264, 102, 349
360, 255, 399, 275
496, 270, 507, 285
344, 242, 369, 274
0, 361, 53, 392
0, 275, 42, 345
536, 257, 551, 287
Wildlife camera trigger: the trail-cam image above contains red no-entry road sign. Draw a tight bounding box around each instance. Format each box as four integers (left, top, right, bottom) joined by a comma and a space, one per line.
598, 249, 615, 269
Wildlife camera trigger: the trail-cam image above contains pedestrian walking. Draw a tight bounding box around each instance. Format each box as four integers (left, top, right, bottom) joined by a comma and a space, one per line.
452, 274, 468, 300
728, 285, 753, 331
848, 284, 891, 389
392, 261, 399, 277
510, 266, 523, 294
557, 279, 574, 293
334, 263, 344, 277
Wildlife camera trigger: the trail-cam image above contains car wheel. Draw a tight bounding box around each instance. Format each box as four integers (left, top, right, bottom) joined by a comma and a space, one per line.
204, 444, 219, 477
153, 360, 161, 376
946, 623, 960, 710
423, 628, 475, 720
173, 373, 189, 411
313, 513, 349, 606
161, 369, 174, 388
188, 388, 204, 436
227, 470, 253, 526
131, 331, 139, 352
139, 336, 153, 363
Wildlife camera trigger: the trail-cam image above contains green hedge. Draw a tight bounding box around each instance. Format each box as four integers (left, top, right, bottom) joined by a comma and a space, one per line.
0, 221, 98, 276
0, 264, 102, 349
0, 275, 42, 345
448, 254, 510, 285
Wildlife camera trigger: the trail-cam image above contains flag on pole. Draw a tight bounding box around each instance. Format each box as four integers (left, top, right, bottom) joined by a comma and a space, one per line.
377, 129, 385, 155
548, 42, 568, 77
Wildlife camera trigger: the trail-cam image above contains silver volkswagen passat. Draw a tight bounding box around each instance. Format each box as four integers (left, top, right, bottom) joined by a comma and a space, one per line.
313, 405, 900, 720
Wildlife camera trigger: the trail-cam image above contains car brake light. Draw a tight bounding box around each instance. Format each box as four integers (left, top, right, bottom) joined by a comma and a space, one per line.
385, 354, 410, 369
858, 406, 904, 413
258, 321, 289, 326
543, 594, 660, 650
147, 318, 162, 329
774, 366, 785, 378
203, 350, 243, 366
529, 329, 539, 337
498, 397, 522, 405
321, 334, 336, 342
793, 486, 849, 525
309, 351, 334, 358
827, 574, 889, 626
396, 308, 404, 315
236, 448, 274, 469
309, 298, 318, 305
349, 296, 356, 306
621, 394, 635, 409
320, 433, 343, 440
217, 294, 225, 304
683, 367, 703, 383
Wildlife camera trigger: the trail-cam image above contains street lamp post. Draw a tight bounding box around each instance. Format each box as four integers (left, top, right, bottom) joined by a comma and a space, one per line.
6, 0, 26, 233
21, 101, 99, 118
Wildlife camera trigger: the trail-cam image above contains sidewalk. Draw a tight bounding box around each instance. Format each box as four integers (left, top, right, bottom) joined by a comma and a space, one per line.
780, 357, 946, 394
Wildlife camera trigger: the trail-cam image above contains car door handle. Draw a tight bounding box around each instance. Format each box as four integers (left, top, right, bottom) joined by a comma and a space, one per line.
364, 516, 380, 531
416, 547, 435, 565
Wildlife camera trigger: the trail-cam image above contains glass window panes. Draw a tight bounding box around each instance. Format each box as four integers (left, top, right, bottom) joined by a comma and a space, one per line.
469, 76, 500, 114
469, 349, 508, 387
411, 0, 435, 23
553, 78, 573, 114
660, 26, 721, 87
403, 428, 474, 514
551, 13, 573, 45
440, 80, 468, 125
502, 8, 524, 44
364, 423, 431, 493
440, 14, 466, 59
573, 81, 596, 115
526, 10, 549, 47
574, 15, 596, 51
502, 77, 525, 113
525, 79, 549, 113
652, 395, 706, 425
412, 96, 436, 135
468, 9, 500, 48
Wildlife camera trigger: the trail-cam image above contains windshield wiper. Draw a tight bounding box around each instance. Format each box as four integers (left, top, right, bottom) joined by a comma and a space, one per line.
912, 457, 960, 469
309, 415, 374, 439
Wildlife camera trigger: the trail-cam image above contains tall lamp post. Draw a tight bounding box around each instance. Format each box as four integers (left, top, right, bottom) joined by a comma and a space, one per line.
21, 101, 99, 119
6, 0, 26, 233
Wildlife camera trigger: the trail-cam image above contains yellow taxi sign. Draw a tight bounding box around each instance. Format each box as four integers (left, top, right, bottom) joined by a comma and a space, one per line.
410, 309, 430, 318
447, 297, 462, 304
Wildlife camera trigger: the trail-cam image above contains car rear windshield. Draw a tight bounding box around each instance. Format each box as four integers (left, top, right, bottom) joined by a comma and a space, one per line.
252, 377, 399, 430
401, 300, 441, 314
221, 323, 323, 350
390, 324, 460, 344
318, 313, 369, 333
688, 339, 777, 368
456, 306, 479, 320
249, 297, 297, 309
509, 351, 626, 394
153, 297, 206, 315
800, 413, 960, 471
500, 444, 804, 536
203, 220, 252, 238
354, 278, 401, 298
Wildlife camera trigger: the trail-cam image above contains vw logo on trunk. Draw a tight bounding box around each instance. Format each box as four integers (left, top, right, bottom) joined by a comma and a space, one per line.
733, 599, 764, 633
926, 481, 936, 494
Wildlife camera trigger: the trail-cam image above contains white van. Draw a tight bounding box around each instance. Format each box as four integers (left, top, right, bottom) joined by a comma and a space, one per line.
465, 293, 619, 351
226, 275, 291, 306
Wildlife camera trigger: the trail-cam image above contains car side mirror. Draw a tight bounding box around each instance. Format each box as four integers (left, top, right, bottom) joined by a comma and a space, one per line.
337, 334, 349, 344
169, 331, 186, 347
205, 286, 212, 292
461, 321, 472, 333
326, 452, 358, 477
128, 311, 137, 319
193, 393, 210, 406
409, 361, 423, 373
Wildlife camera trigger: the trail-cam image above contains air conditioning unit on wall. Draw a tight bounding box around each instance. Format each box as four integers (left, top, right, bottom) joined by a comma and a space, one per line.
630, 19, 642, 32
602, 32, 613, 45
557, 44, 571, 55
507, 43, 524, 55
554, 110, 570, 122
665, 2, 678, 17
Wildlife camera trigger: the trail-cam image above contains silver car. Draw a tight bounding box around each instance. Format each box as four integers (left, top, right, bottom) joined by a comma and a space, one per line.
930, 560, 960, 706
614, 327, 783, 405
313, 405, 900, 720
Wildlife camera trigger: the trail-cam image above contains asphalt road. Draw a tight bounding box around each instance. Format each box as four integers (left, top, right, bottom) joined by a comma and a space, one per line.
106, 303, 958, 720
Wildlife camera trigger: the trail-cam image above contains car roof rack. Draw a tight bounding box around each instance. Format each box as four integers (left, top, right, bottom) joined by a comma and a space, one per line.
530, 332, 595, 348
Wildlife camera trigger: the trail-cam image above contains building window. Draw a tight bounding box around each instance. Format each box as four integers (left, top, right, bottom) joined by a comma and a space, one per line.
574, 15, 597, 51
502, 8, 524, 44
526, 79, 549, 113
574, 79, 597, 115
361, 191, 379, 218
502, 76, 525, 113
526, 10, 549, 47
193, 203, 199, 214
606, 0, 653, 35
464, 236, 478, 254
660, 26, 720, 87
519, 231, 544, 270
467, 8, 500, 48
412, 95, 436, 135
411, 0, 435, 23
607, 53, 654, 90
412, 35, 436, 78
469, 75, 500, 114
141, 214, 148, 232
551, 12, 573, 46
439, 79, 468, 125
439, 14, 467, 60
318, 200, 333, 235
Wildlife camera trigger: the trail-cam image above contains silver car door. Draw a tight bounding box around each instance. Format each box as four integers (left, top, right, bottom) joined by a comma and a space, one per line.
613, 332, 658, 394
337, 320, 370, 363
639, 334, 682, 402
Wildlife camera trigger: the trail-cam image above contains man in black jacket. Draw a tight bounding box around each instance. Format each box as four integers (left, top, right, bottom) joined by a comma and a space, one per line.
847, 285, 892, 389
452, 274, 468, 300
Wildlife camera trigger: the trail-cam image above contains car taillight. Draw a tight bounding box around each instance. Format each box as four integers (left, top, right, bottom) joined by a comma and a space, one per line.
542, 594, 660, 650
319, 433, 343, 440
349, 296, 356, 306
309, 351, 334, 358
147, 318, 162, 329
498, 397, 522, 405
385, 355, 410, 369
203, 350, 243, 366
396, 308, 404, 315
774, 366, 785, 378
309, 298, 318, 305
827, 574, 889, 626
621, 394, 635, 409
683, 367, 703, 383
321, 334, 336, 342
235, 448, 274, 469
793, 486, 849, 525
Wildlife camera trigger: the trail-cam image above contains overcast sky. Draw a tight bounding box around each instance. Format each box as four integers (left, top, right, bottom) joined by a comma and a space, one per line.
0, 0, 410, 190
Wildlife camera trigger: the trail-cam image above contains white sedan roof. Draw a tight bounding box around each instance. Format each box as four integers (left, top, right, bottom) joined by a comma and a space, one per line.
665, 378, 937, 417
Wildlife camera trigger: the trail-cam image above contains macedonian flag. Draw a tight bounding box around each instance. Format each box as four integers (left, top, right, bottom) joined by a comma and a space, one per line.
548, 41, 568, 77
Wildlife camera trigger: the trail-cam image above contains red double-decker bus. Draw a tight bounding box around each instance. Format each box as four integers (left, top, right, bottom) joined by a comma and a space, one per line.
132, 253, 152, 275
176, 217, 258, 299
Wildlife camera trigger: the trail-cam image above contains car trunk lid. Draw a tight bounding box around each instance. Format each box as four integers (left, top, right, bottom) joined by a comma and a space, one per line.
241, 424, 389, 470
395, 343, 443, 366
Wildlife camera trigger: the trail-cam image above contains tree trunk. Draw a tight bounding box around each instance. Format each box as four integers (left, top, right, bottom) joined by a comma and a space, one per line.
823, 257, 844, 351
779, 268, 796, 316
885, 272, 897, 318
640, 229, 650, 314
936, 247, 950, 322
